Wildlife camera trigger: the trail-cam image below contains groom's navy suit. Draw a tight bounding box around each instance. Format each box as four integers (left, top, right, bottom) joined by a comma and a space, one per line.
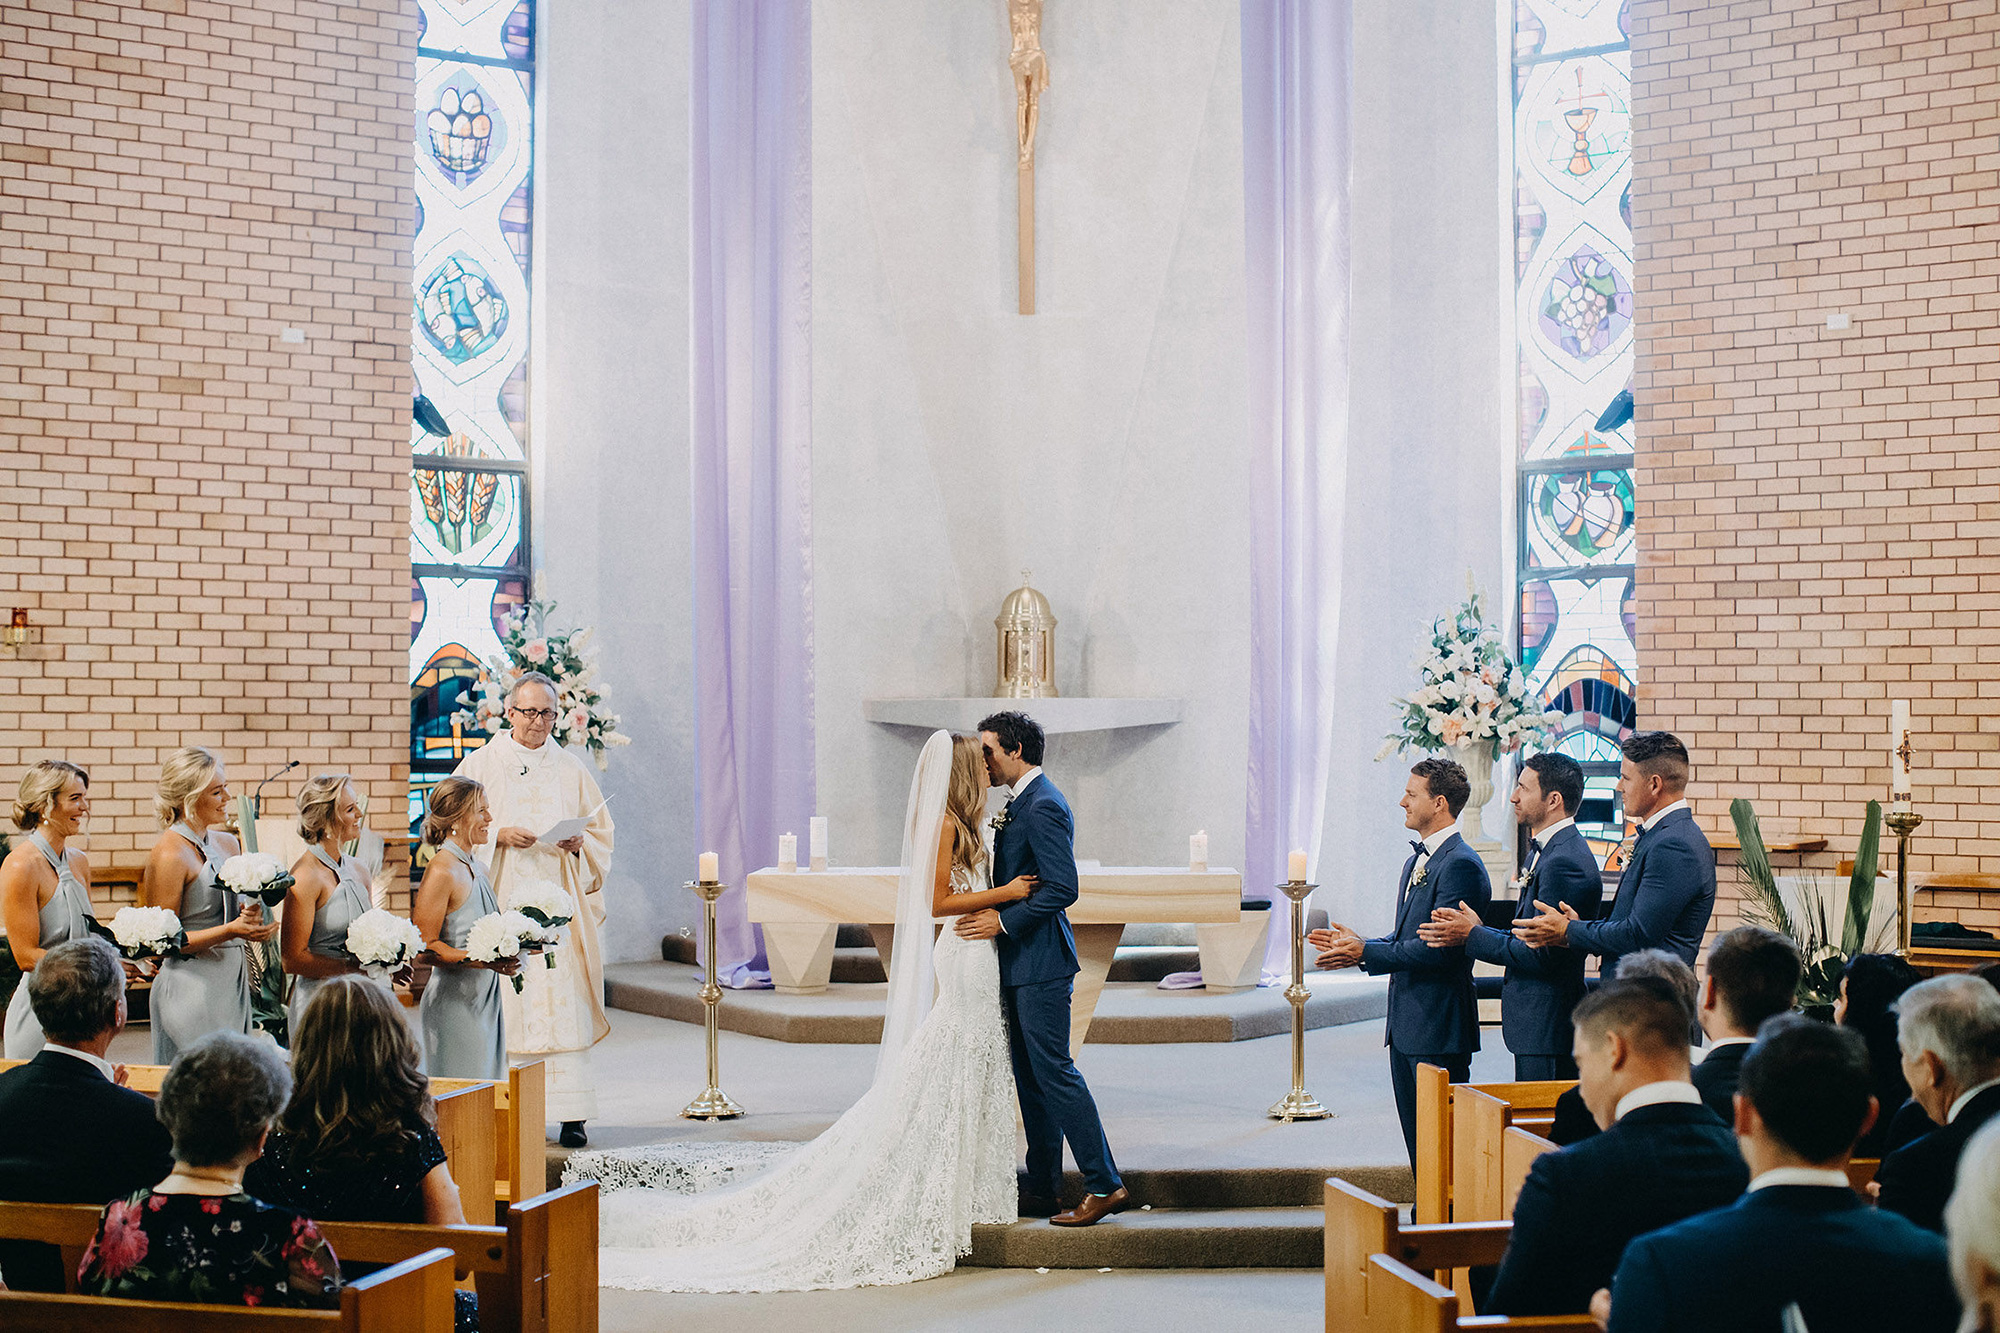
992, 771, 1121, 1199
1463, 822, 1602, 1080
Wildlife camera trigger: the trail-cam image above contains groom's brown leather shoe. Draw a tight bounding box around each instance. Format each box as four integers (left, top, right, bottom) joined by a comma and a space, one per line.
1050, 1186, 1129, 1227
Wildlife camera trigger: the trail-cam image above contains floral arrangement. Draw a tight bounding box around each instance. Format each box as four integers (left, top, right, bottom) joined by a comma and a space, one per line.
1378, 587, 1559, 763
465, 910, 542, 992
218, 853, 296, 908
453, 600, 630, 770
104, 906, 186, 960
343, 909, 426, 982
505, 882, 572, 969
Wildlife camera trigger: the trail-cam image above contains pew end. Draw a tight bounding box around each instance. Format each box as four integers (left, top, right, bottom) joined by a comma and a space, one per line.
1368, 1252, 1601, 1331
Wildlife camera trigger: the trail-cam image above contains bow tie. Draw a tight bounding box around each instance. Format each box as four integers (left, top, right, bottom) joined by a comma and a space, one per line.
1529, 838, 1543, 855
1410, 840, 1429, 857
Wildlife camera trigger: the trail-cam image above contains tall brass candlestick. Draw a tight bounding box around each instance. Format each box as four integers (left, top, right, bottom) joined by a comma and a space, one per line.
1886, 810, 1923, 957
1269, 879, 1331, 1121
681, 878, 744, 1120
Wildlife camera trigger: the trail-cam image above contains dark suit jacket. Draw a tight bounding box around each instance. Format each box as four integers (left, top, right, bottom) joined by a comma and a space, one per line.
0, 1049, 174, 1291
1465, 824, 1602, 1057
992, 772, 1082, 989
1566, 807, 1716, 978
1360, 832, 1490, 1056
1607, 1185, 1956, 1333
1549, 1085, 1599, 1145
1876, 1082, 2000, 1233
1880, 1094, 1936, 1157
1484, 1099, 1749, 1316
1691, 1041, 1750, 1126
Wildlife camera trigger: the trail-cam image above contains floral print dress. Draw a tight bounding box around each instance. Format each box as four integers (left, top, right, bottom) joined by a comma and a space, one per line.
77, 1189, 341, 1309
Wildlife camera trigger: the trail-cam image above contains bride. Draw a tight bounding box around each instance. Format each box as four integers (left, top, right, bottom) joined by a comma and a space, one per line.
572, 730, 1036, 1292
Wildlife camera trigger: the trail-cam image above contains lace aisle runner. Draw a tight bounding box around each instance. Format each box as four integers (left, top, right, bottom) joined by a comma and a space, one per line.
563, 1140, 798, 1195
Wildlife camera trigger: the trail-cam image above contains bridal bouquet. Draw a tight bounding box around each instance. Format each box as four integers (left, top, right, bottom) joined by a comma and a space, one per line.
451, 599, 631, 770
218, 852, 296, 908
506, 883, 572, 969
104, 906, 186, 961
1379, 587, 1559, 763
465, 910, 541, 993
343, 909, 426, 983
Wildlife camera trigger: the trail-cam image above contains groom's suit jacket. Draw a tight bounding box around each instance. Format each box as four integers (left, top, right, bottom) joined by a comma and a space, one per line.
992, 773, 1082, 989
1360, 831, 1490, 1056
1463, 823, 1602, 1058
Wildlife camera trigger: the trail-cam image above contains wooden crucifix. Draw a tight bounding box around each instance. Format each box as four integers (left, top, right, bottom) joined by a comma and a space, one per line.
1009, 0, 1048, 314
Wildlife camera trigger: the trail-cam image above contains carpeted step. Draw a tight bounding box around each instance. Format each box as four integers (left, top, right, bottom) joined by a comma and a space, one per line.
1030, 1164, 1410, 1209
967, 1206, 1323, 1269
1106, 946, 1197, 982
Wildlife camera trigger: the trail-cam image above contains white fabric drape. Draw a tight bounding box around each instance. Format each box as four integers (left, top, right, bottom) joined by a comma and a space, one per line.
876, 730, 949, 1080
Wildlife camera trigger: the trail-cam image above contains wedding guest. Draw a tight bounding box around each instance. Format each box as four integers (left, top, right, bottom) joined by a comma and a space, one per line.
1547, 949, 1698, 1146
453, 671, 613, 1148
78, 1030, 340, 1309
141, 747, 277, 1063
1836, 952, 1924, 1157
1311, 758, 1490, 1166
0, 938, 173, 1292
249, 976, 474, 1330
1419, 751, 1602, 1080
1876, 974, 2000, 1232
1947, 1120, 2000, 1333
1692, 926, 1800, 1123
1482, 976, 1746, 1317
1, 760, 97, 1058
1599, 1016, 1955, 1333
414, 776, 514, 1081
280, 773, 374, 1031
1512, 732, 1715, 976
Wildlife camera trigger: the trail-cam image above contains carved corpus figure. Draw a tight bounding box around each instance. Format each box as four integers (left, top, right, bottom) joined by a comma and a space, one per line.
1009, 0, 1048, 167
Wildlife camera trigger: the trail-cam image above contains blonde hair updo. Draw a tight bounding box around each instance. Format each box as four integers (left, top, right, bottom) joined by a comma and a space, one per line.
297, 773, 354, 844
155, 746, 222, 828
422, 776, 485, 848
14, 760, 88, 832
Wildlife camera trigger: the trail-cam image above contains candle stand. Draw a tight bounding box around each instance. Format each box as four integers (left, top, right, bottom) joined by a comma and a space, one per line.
681, 877, 744, 1120
1269, 878, 1332, 1121
1887, 809, 1923, 958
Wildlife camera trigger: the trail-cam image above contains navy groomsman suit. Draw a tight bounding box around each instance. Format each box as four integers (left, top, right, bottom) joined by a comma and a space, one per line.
1875, 1081, 2000, 1233
990, 768, 1121, 1203
1361, 827, 1491, 1163
1464, 818, 1602, 1080
1565, 802, 1715, 977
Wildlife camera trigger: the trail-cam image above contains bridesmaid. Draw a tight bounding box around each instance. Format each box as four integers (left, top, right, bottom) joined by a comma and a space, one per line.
1, 761, 96, 1057
142, 747, 278, 1063
414, 776, 514, 1079
279, 773, 373, 1032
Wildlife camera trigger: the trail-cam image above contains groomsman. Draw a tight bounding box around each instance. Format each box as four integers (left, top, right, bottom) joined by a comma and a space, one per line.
1513, 732, 1714, 977
1312, 757, 1491, 1164
1419, 752, 1602, 1081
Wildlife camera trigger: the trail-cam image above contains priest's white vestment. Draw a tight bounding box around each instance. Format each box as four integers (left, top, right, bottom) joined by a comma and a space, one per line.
455, 731, 614, 1121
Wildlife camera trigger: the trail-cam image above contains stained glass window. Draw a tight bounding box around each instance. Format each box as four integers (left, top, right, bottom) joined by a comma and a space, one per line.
1511, 0, 1636, 866
410, 0, 536, 842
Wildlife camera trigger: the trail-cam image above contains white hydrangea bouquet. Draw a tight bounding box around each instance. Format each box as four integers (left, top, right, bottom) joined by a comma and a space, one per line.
343, 908, 426, 983
465, 910, 541, 993
505, 882, 572, 969
218, 852, 296, 907
1379, 586, 1560, 763
452, 599, 630, 770
104, 905, 186, 961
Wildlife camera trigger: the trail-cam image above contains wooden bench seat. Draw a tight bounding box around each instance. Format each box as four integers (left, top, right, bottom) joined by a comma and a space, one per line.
1367, 1253, 1598, 1331
1416, 1065, 1574, 1223
0, 1182, 595, 1333
0, 1245, 457, 1332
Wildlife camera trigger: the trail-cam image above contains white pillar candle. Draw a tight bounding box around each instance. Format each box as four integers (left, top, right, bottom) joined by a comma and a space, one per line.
778, 833, 797, 871
809, 815, 828, 870
1287, 848, 1309, 883
1891, 699, 1913, 811
699, 851, 720, 882
1190, 831, 1208, 872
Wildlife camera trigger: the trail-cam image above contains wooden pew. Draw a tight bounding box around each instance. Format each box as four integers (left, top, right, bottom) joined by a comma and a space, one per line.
1326, 1177, 1512, 1331
0, 1245, 456, 1332
0, 1183, 596, 1333
432, 1082, 498, 1225
1366, 1253, 1599, 1331
1415, 1064, 1575, 1223
1848, 1158, 1879, 1193
1500, 1127, 1558, 1219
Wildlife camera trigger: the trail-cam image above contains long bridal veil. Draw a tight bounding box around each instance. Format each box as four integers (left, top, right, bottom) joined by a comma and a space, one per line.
571, 729, 1007, 1293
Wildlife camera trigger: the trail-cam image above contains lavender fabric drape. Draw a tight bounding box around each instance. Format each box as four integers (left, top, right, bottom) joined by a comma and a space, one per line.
691, 0, 814, 984
1241, 0, 1351, 970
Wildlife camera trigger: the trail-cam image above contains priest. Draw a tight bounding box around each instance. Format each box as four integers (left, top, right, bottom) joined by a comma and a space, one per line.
454, 671, 614, 1147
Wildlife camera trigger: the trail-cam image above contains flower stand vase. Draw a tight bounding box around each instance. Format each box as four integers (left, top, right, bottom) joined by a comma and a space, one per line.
1448, 742, 1517, 890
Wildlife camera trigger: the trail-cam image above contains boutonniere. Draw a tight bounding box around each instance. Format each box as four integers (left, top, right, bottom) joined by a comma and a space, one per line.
991, 806, 1013, 833
1410, 864, 1429, 888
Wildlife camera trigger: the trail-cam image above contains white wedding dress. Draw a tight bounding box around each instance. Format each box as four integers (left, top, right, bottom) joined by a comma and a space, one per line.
567, 732, 1018, 1293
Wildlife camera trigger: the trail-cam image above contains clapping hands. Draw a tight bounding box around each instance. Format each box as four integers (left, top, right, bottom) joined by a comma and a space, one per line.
1416, 900, 1481, 948
1511, 898, 1580, 948
1307, 924, 1363, 970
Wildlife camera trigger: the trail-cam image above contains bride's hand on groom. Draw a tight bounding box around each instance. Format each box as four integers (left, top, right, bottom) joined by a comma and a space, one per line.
954, 909, 1003, 941
1000, 874, 1038, 902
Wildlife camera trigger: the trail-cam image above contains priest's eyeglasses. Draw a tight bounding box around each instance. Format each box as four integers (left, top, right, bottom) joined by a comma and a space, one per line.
509, 706, 558, 722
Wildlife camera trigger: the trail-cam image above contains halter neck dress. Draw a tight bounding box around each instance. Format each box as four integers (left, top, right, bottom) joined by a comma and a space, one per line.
286, 845, 372, 1032
418, 842, 508, 1080
4, 832, 95, 1058
150, 822, 254, 1063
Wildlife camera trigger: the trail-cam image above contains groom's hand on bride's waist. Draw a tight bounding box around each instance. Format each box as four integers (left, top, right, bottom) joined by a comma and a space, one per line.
954, 909, 1003, 940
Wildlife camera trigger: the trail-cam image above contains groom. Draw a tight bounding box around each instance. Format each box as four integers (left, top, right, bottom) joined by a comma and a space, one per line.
954, 710, 1128, 1226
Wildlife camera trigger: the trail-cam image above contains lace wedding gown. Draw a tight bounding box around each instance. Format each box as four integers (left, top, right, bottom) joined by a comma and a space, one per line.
573, 886, 1016, 1292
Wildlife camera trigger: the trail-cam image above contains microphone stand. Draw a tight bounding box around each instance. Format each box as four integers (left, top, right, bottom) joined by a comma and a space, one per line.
253, 760, 300, 819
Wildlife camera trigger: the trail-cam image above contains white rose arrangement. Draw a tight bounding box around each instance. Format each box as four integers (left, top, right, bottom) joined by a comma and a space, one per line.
217, 852, 296, 907
505, 882, 573, 969
451, 599, 630, 770
1378, 587, 1560, 763
343, 908, 426, 983
465, 910, 542, 993
104, 905, 186, 960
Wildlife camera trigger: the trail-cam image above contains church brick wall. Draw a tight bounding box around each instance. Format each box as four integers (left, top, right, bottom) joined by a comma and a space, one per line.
0, 0, 415, 900
1630, 0, 2000, 940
